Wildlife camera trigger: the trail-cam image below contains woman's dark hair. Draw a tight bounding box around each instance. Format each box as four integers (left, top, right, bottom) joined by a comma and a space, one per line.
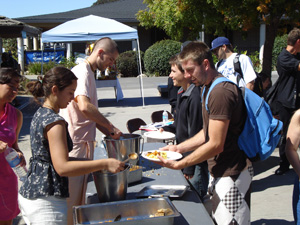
27, 66, 77, 100
0, 68, 22, 84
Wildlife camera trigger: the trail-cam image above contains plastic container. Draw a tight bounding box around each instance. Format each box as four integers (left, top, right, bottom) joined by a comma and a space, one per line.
162, 110, 168, 123
4, 147, 27, 182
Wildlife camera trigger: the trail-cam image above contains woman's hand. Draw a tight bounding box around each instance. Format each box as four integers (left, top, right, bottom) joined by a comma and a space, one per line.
106, 158, 125, 173
0, 141, 8, 153
16, 150, 26, 167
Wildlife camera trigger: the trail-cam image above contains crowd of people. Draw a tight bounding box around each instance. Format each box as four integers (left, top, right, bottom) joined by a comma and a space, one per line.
0, 27, 300, 225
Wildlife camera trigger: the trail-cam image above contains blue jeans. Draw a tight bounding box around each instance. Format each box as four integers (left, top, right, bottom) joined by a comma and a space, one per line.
189, 163, 209, 200
293, 176, 300, 224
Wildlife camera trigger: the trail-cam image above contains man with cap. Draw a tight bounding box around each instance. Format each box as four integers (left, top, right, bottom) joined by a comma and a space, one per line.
211, 37, 257, 90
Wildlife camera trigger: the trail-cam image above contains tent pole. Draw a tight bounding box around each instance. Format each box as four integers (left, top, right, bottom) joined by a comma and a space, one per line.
136, 38, 145, 107
41, 40, 44, 75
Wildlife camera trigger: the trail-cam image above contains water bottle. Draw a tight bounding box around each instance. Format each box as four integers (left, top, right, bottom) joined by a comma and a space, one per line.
162, 110, 168, 123
4, 147, 27, 182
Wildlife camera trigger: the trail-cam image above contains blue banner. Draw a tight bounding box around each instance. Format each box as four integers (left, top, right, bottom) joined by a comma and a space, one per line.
25, 50, 65, 64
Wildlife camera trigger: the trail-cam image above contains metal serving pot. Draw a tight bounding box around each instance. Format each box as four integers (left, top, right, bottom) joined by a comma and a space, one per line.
103, 134, 144, 164
92, 164, 130, 203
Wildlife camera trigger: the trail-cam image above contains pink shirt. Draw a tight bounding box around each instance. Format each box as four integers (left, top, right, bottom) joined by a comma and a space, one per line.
0, 103, 20, 220
60, 61, 98, 143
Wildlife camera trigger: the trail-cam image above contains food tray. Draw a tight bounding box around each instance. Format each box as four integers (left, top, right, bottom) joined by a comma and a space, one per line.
128, 165, 143, 184
73, 197, 180, 225
136, 185, 188, 198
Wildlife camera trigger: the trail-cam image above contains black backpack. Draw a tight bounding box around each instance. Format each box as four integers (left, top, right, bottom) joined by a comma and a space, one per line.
217, 54, 263, 97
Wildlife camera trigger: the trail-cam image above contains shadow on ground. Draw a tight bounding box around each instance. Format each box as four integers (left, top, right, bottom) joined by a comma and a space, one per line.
251, 219, 294, 225
98, 96, 169, 107
252, 155, 295, 193
253, 155, 279, 176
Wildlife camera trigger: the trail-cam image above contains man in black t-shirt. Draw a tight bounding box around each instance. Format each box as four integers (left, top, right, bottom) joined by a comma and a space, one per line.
274, 28, 300, 175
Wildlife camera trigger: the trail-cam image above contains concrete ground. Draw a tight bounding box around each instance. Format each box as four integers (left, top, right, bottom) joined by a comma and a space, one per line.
13, 76, 294, 225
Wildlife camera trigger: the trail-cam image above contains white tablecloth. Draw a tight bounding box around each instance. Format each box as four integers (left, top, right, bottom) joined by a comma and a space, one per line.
95, 78, 124, 102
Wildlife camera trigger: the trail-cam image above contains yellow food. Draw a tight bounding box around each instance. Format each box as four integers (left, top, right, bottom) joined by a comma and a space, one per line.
150, 208, 173, 217
129, 165, 140, 171
146, 151, 167, 159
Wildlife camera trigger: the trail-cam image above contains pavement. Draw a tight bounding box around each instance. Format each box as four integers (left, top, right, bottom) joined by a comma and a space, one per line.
13, 76, 295, 225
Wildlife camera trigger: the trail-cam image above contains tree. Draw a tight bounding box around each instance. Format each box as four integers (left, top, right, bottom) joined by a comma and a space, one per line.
137, 0, 300, 75
3, 38, 17, 59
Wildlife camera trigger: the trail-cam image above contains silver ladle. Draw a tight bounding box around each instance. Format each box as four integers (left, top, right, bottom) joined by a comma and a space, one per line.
122, 152, 139, 163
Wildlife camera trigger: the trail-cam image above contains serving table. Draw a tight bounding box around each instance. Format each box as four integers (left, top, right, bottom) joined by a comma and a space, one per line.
95, 78, 124, 102
85, 142, 213, 225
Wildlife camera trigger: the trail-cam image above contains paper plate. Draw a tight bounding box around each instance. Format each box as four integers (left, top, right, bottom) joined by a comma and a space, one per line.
142, 150, 182, 162
144, 131, 175, 140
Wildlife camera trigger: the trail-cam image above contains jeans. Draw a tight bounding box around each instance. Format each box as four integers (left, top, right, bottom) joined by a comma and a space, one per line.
189, 162, 209, 200
293, 176, 300, 224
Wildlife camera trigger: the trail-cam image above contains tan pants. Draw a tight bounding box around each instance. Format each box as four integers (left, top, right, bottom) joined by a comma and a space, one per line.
67, 141, 94, 225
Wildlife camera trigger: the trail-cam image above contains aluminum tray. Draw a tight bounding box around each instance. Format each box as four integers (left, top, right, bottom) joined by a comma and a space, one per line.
136, 185, 188, 198
128, 165, 143, 184
73, 197, 180, 225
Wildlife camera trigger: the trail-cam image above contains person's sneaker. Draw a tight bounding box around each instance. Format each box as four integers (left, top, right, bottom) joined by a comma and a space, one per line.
275, 166, 289, 175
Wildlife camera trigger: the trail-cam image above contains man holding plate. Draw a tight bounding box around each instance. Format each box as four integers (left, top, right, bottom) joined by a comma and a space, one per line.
159, 54, 208, 200
158, 41, 252, 225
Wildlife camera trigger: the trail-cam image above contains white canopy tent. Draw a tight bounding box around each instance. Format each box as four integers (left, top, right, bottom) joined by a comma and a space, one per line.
41, 15, 144, 106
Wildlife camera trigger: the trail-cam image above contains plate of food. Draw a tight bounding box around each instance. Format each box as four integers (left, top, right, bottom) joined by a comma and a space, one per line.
142, 150, 182, 162
144, 131, 175, 140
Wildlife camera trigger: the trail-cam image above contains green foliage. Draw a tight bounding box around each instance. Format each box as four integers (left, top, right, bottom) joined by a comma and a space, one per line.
239, 50, 261, 73
18, 77, 31, 95
27, 57, 75, 75
272, 34, 288, 70
27, 61, 56, 75
137, 0, 300, 74
59, 57, 76, 69
2, 38, 17, 59
144, 40, 181, 76
116, 50, 144, 77
137, 0, 217, 41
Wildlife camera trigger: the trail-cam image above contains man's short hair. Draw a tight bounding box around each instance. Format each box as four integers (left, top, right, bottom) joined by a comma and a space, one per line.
92, 37, 119, 54
178, 41, 215, 69
287, 28, 300, 46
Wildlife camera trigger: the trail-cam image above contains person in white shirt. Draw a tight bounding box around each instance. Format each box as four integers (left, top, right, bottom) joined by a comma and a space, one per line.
211, 37, 257, 90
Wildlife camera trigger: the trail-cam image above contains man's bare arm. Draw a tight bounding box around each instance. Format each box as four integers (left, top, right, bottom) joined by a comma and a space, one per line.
158, 119, 229, 170
76, 95, 122, 138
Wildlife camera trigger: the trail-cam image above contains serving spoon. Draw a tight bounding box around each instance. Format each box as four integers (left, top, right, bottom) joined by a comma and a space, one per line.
122, 152, 139, 163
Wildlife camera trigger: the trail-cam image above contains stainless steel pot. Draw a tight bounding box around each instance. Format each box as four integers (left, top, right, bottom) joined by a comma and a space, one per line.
92, 165, 130, 203
104, 134, 144, 164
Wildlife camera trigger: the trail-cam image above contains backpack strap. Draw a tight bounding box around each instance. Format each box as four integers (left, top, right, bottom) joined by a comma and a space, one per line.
204, 77, 236, 114
216, 59, 223, 70
233, 54, 244, 84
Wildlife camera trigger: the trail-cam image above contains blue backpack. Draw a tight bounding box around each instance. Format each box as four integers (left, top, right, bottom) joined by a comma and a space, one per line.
204, 77, 283, 162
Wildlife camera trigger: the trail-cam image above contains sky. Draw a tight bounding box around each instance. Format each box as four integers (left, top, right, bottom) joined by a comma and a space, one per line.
1, 0, 96, 19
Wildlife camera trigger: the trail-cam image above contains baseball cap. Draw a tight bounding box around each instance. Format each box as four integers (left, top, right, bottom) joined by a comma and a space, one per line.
211, 37, 231, 50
